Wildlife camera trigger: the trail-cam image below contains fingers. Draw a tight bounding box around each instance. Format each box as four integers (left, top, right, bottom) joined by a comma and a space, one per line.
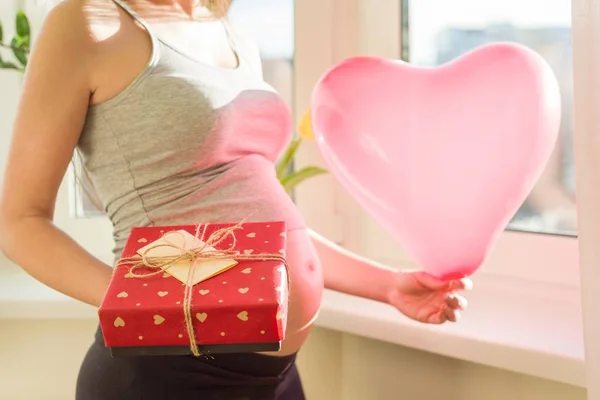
432, 304, 461, 324
412, 272, 450, 290
437, 293, 467, 324
446, 293, 468, 310
443, 306, 461, 323
449, 277, 473, 292
415, 272, 474, 292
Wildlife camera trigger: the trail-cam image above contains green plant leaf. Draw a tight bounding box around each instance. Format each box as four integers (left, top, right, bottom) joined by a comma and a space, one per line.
0, 20, 4, 43
275, 136, 302, 181
11, 37, 28, 67
12, 34, 27, 48
0, 60, 20, 70
280, 166, 327, 194
16, 11, 30, 37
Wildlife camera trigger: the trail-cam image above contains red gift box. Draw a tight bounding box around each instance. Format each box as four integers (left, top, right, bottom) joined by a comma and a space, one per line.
98, 221, 289, 357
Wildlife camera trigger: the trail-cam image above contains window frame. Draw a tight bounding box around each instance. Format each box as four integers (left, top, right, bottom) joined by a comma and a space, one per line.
297, 0, 593, 387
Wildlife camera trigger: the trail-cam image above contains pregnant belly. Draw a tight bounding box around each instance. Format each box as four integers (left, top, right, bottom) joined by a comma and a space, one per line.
260, 228, 324, 356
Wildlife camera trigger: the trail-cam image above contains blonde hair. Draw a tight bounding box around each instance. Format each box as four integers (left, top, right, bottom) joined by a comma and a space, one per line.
125, 0, 233, 17
42, 1, 232, 18
202, 0, 232, 17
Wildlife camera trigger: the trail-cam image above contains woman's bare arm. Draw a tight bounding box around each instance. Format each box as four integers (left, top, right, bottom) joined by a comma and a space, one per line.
0, 1, 112, 307
309, 229, 396, 303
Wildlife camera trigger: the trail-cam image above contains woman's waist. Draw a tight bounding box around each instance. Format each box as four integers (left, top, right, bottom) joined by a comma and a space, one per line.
109, 168, 306, 252
102, 155, 285, 223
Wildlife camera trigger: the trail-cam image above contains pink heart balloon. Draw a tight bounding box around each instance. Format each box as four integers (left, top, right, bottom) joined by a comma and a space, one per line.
311, 43, 561, 278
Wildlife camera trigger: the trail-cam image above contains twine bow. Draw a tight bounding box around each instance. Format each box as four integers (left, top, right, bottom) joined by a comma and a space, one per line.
116, 222, 288, 356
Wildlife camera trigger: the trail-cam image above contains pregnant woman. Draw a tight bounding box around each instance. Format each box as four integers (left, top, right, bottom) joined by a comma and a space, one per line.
0, 0, 470, 399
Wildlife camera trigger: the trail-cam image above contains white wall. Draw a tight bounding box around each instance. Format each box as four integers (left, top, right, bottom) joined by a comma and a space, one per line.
299, 328, 586, 400
0, 1, 588, 399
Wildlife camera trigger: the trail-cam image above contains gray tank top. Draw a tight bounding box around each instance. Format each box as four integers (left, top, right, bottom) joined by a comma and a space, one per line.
77, 0, 305, 257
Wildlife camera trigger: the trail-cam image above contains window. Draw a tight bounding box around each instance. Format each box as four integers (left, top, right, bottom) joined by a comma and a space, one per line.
70, 0, 296, 218
308, 1, 580, 288
403, 0, 576, 237
396, 1, 579, 285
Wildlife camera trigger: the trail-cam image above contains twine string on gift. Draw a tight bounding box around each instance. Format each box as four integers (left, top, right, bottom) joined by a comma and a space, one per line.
116, 221, 289, 357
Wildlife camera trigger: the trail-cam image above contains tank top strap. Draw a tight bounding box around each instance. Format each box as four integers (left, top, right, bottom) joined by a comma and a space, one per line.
220, 18, 238, 53
111, 0, 155, 34
220, 17, 259, 74
110, 0, 161, 66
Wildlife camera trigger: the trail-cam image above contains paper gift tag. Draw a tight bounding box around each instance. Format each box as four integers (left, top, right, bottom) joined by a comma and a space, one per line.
137, 230, 238, 286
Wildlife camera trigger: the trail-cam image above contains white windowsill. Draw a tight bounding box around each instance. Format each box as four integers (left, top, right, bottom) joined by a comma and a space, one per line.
0, 265, 585, 388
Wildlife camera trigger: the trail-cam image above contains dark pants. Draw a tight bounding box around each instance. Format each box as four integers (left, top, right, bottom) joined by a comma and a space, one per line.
76, 327, 305, 400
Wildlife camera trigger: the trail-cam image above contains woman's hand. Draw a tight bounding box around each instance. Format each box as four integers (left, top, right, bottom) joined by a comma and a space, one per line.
309, 229, 472, 324
388, 271, 472, 324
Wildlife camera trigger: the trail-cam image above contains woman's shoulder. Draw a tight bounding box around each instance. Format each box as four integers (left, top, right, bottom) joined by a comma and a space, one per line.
33, 0, 98, 69
36, 0, 132, 82
42, 0, 122, 43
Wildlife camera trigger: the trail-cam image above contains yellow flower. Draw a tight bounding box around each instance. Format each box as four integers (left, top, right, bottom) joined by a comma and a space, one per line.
298, 109, 314, 140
